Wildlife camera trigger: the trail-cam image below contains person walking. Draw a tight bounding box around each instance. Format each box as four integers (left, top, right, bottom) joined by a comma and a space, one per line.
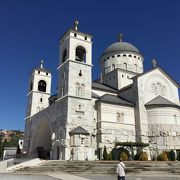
116, 158, 126, 180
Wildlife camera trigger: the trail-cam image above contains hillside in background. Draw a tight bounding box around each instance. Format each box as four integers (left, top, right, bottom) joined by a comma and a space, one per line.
0, 130, 24, 158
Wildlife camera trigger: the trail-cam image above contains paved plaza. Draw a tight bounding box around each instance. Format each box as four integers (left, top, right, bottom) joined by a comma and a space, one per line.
1, 174, 180, 180
78, 174, 180, 180
0, 174, 58, 180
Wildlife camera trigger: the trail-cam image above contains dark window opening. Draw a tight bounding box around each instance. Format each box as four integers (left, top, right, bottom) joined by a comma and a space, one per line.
40, 98, 43, 102
138, 57, 140, 59
79, 70, 82, 76
38, 71, 40, 74
123, 54, 126, 57
75, 46, 86, 62
74, 33, 77, 37
112, 55, 115, 58
46, 72, 48, 75
134, 56, 137, 58
107, 57, 109, 59
129, 55, 132, 57
122, 75, 124, 77
62, 49, 67, 63
112, 64, 115, 70
38, 80, 46, 92
85, 36, 87, 40
123, 63, 127, 70
117, 55, 120, 57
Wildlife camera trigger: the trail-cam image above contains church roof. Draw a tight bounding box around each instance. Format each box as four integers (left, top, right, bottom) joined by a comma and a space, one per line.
92, 92, 100, 99
92, 82, 118, 93
97, 94, 134, 107
145, 95, 180, 109
102, 41, 140, 56
119, 84, 133, 92
69, 126, 90, 135
132, 66, 180, 88
33, 67, 51, 73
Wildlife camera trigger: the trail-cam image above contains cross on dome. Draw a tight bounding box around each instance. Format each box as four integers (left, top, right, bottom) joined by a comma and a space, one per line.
118, 33, 123, 42
74, 20, 79, 31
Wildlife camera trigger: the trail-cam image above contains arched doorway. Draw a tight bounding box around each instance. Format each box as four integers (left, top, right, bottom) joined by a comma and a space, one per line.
31, 120, 52, 159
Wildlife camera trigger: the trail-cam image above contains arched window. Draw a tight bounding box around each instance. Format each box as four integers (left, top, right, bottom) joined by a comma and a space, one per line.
174, 115, 177, 124
117, 112, 124, 123
123, 63, 127, 70
117, 113, 120, 122
134, 64, 137, 72
38, 80, 46, 92
81, 84, 85, 96
75, 83, 81, 96
120, 113, 124, 123
75, 46, 86, 62
112, 64, 115, 70
62, 49, 67, 63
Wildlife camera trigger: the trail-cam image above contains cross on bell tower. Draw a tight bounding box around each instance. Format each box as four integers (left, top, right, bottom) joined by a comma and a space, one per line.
74, 20, 79, 31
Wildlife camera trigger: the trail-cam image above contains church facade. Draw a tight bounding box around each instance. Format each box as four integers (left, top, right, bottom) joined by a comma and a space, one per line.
24, 22, 180, 160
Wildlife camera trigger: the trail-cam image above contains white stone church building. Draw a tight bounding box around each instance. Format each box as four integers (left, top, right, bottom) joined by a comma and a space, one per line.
24, 21, 180, 160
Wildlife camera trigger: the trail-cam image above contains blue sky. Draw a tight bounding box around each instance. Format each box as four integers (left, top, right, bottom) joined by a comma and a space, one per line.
0, 0, 179, 130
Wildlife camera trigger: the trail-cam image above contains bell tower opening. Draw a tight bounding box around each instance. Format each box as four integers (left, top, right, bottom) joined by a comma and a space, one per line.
62, 48, 67, 63
75, 46, 86, 62
38, 80, 46, 92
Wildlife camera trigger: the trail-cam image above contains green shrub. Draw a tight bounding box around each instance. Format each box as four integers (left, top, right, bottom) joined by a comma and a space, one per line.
103, 146, 108, 160
111, 147, 129, 160
139, 152, 148, 161
107, 153, 112, 160
169, 150, 175, 161
157, 152, 168, 161
120, 152, 128, 161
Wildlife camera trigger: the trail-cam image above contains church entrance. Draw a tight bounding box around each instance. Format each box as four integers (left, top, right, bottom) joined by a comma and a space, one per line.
31, 120, 52, 159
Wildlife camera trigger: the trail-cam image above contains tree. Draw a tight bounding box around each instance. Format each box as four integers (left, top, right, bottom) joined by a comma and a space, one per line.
0, 136, 3, 159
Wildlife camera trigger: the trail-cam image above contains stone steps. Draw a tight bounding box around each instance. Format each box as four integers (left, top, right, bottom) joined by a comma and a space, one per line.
15, 160, 180, 175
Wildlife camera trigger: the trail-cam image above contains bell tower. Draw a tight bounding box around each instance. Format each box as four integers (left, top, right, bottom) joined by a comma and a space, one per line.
57, 20, 92, 99
26, 60, 52, 117
57, 21, 94, 160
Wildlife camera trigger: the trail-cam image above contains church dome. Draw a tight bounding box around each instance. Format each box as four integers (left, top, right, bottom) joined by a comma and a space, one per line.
103, 42, 139, 56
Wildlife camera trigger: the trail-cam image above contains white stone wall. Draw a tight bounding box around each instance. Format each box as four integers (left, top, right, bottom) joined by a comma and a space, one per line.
136, 68, 180, 143
100, 52, 143, 75
65, 97, 96, 160
147, 107, 180, 150
97, 102, 135, 152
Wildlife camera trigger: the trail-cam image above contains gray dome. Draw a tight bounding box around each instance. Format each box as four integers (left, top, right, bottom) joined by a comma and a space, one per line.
103, 42, 139, 56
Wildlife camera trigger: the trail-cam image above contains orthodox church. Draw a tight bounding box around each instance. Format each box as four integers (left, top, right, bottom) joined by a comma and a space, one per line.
24, 21, 180, 160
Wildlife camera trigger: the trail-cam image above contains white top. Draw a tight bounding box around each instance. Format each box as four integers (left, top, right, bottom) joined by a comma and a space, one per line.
116, 162, 125, 177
